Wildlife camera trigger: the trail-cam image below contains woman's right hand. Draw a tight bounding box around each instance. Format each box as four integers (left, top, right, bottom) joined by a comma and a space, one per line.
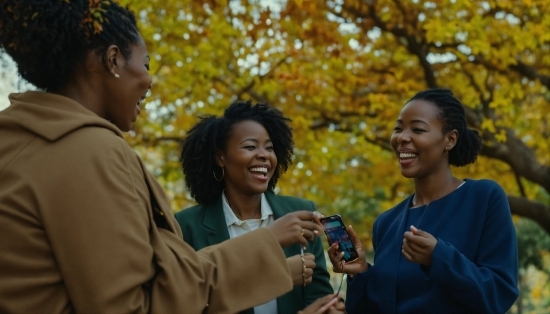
297, 294, 345, 314
327, 225, 368, 275
267, 210, 322, 248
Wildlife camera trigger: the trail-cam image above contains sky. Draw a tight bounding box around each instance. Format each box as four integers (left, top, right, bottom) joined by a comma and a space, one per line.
0, 53, 34, 111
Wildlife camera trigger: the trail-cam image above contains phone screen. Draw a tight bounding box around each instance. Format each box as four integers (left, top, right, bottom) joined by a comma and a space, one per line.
320, 215, 359, 262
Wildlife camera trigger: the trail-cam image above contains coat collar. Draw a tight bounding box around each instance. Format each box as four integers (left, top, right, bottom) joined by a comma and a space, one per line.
201, 191, 282, 246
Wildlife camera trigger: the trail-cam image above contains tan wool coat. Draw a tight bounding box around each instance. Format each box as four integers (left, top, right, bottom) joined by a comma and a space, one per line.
0, 91, 293, 313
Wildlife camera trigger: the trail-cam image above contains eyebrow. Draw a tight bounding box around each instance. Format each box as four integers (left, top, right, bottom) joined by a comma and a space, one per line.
396, 119, 429, 125
240, 138, 272, 144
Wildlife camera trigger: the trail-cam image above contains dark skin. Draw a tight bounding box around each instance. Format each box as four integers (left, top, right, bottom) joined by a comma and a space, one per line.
56, 38, 151, 132
392, 100, 461, 266
216, 120, 321, 284
329, 99, 463, 271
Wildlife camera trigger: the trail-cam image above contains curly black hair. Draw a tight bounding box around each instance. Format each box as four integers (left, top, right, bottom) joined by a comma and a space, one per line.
0, 0, 139, 91
181, 100, 294, 205
408, 88, 483, 167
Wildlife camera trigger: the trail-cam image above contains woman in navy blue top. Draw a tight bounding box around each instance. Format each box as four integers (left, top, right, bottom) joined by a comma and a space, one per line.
328, 88, 519, 313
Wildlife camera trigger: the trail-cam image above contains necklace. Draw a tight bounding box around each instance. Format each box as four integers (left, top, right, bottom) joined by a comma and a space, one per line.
223, 193, 244, 221
412, 181, 466, 207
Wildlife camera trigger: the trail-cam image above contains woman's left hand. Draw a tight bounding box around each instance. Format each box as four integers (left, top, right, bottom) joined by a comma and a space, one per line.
402, 225, 437, 266
287, 253, 315, 286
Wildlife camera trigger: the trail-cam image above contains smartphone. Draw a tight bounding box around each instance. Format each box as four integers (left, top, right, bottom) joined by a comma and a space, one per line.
320, 214, 359, 262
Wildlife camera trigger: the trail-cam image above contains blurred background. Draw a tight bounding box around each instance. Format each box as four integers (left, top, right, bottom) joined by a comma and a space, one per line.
2, 0, 549, 312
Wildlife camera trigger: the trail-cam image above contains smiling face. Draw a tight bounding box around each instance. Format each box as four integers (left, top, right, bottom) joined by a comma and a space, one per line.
217, 120, 278, 196
105, 37, 151, 131
390, 99, 457, 179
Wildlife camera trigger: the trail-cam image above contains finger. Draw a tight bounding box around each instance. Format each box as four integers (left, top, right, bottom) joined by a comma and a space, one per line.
302, 228, 316, 243
327, 243, 339, 255
305, 268, 314, 282
401, 246, 413, 261
317, 296, 339, 313
347, 225, 363, 249
302, 220, 323, 236
410, 225, 431, 238
293, 210, 316, 221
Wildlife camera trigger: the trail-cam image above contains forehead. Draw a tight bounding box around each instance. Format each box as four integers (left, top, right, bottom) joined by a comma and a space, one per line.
129, 38, 148, 58
398, 99, 441, 122
229, 120, 270, 140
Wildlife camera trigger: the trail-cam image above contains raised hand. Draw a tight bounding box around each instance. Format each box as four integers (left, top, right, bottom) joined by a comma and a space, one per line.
327, 225, 368, 275
267, 210, 322, 248
402, 225, 437, 266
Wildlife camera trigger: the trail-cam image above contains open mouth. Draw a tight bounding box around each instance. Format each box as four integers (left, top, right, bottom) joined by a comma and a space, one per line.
249, 166, 269, 177
399, 152, 418, 160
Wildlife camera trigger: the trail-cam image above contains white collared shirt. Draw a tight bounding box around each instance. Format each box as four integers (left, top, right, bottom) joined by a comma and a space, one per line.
221, 191, 277, 314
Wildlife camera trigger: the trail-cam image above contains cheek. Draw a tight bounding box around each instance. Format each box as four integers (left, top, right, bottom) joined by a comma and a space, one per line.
390, 135, 398, 147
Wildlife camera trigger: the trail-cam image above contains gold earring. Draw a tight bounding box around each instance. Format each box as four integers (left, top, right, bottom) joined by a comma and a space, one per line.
213, 167, 224, 181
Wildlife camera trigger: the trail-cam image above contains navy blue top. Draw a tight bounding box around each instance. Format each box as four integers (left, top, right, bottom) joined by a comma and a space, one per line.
346, 179, 519, 314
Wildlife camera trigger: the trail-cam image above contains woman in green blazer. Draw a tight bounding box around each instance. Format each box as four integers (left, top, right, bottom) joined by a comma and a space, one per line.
175, 100, 338, 314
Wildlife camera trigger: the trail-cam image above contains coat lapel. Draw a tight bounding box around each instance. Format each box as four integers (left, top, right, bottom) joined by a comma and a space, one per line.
202, 197, 231, 246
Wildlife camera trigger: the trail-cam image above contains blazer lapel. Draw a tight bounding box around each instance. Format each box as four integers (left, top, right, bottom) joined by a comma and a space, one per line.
202, 197, 231, 246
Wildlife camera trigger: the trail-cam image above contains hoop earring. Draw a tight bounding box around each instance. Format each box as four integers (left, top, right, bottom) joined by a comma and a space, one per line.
213, 167, 224, 181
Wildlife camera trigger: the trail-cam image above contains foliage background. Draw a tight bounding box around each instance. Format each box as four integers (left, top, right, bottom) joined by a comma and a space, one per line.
2, 0, 549, 312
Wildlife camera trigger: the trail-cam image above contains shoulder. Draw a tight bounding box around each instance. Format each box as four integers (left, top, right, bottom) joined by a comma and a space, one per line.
175, 203, 206, 223
378, 196, 410, 222
267, 192, 315, 213
463, 179, 506, 199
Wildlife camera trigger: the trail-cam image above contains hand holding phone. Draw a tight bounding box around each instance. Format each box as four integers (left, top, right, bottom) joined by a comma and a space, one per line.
320, 214, 359, 262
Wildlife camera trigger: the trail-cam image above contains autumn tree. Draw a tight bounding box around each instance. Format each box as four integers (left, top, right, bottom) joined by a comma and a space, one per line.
118, 0, 549, 242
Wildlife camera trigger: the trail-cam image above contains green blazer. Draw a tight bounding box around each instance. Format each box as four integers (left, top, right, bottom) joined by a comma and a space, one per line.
174, 191, 333, 314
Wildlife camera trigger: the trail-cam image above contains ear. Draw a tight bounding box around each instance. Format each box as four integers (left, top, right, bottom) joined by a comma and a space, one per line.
445, 129, 458, 151
215, 151, 224, 168
104, 45, 122, 78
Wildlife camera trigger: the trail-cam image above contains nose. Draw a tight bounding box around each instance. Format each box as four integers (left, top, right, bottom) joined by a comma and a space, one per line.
256, 147, 269, 160
397, 129, 411, 143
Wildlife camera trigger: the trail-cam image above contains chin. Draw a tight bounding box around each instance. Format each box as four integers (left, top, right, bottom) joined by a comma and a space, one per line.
116, 122, 133, 132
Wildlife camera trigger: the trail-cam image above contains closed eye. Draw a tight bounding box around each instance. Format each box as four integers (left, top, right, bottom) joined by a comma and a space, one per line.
266, 146, 274, 151
145, 64, 150, 71
243, 146, 256, 150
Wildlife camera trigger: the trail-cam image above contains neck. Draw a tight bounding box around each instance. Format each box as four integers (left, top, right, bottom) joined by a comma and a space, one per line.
55, 79, 104, 118
412, 170, 461, 207
223, 189, 262, 220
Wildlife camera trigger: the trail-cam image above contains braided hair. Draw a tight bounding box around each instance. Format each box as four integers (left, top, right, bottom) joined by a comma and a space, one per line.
408, 88, 482, 166
0, 0, 139, 91
181, 100, 294, 205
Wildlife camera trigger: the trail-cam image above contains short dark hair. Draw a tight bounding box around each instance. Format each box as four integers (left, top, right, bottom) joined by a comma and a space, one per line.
0, 0, 140, 91
180, 100, 294, 205
408, 88, 483, 166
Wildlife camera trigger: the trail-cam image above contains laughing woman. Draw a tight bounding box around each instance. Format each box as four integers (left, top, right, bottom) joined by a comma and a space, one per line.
175, 100, 335, 314
328, 88, 519, 314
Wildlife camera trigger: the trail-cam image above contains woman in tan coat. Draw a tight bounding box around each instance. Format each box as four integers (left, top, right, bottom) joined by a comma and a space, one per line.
0, 1, 322, 313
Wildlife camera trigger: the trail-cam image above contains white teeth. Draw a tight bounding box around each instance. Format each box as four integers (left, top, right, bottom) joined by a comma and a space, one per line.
250, 167, 268, 173
399, 153, 417, 159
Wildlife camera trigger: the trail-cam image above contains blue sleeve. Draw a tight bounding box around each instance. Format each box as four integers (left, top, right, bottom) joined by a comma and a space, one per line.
423, 185, 519, 312
344, 216, 380, 313
345, 270, 370, 314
